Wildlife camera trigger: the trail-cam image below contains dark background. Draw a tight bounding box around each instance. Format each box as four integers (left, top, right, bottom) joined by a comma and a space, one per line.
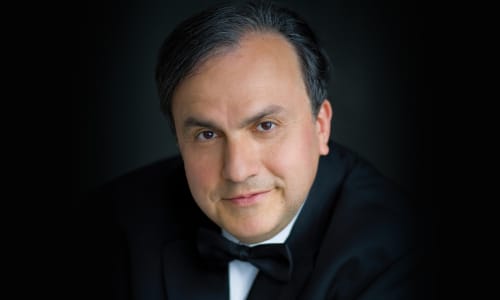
73, 0, 429, 208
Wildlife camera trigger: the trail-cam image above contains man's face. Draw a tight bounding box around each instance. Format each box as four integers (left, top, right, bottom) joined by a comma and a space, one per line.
172, 33, 332, 243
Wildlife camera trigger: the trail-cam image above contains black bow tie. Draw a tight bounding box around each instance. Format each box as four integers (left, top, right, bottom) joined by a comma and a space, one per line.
196, 228, 293, 282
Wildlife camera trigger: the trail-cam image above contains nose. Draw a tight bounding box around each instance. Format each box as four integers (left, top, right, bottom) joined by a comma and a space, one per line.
222, 138, 259, 183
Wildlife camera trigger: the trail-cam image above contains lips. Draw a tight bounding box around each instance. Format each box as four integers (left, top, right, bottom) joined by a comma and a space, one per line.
223, 190, 271, 206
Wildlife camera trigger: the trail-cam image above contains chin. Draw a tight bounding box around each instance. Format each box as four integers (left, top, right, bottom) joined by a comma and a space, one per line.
231, 223, 278, 244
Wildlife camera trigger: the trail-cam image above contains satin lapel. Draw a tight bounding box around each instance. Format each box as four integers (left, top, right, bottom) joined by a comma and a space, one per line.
162, 238, 229, 300
249, 142, 347, 299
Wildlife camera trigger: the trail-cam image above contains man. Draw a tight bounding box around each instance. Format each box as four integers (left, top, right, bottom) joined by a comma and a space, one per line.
93, 1, 429, 299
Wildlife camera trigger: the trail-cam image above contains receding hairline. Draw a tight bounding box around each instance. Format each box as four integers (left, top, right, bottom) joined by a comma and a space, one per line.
156, 1, 331, 132
174, 30, 307, 99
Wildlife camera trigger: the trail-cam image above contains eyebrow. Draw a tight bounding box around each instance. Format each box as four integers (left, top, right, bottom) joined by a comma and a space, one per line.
182, 104, 286, 132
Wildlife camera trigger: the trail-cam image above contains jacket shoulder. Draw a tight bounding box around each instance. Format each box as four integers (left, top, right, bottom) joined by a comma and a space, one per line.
88, 156, 201, 231
309, 143, 428, 299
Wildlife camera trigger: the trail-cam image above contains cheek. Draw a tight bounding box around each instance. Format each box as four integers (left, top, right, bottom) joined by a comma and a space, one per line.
182, 149, 220, 201
266, 122, 319, 182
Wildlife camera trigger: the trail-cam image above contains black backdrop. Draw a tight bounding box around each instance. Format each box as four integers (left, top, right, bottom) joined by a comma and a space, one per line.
73, 0, 428, 208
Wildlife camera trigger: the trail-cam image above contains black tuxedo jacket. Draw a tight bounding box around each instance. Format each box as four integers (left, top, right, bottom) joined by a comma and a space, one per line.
81, 142, 432, 299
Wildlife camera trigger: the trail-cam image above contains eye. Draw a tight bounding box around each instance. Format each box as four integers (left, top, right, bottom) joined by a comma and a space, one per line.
196, 130, 217, 141
256, 121, 276, 132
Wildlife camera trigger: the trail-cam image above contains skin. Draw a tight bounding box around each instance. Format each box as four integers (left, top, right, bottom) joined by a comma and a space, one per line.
172, 32, 332, 244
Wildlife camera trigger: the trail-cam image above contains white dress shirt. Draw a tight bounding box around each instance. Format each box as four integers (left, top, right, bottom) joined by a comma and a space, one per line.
222, 206, 303, 300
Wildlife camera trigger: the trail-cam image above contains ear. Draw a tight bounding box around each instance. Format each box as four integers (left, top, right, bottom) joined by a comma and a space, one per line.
315, 100, 333, 155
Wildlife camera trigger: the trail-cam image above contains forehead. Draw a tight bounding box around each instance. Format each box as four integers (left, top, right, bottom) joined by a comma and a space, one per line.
172, 33, 309, 121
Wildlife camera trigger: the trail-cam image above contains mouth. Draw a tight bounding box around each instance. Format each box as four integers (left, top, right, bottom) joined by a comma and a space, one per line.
223, 190, 272, 206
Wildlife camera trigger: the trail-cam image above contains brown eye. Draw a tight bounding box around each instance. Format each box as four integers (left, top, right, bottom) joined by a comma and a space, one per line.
196, 130, 217, 141
256, 121, 276, 132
